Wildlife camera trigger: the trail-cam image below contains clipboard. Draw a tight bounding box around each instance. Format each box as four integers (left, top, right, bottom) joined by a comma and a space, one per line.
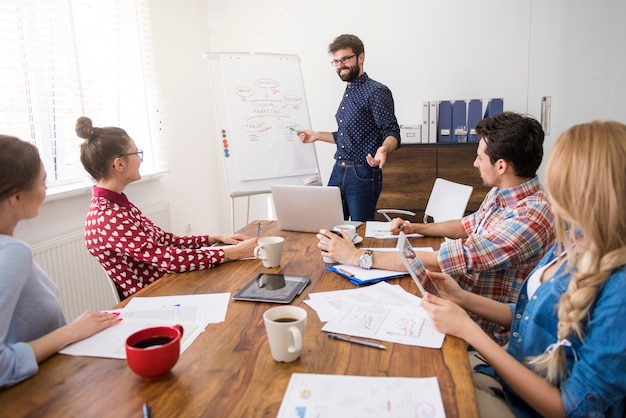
327, 265, 405, 286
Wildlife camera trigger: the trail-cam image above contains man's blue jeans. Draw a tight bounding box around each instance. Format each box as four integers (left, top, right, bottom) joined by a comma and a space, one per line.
328, 160, 382, 221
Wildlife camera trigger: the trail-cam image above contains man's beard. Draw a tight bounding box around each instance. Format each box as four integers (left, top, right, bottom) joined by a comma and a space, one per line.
337, 63, 360, 82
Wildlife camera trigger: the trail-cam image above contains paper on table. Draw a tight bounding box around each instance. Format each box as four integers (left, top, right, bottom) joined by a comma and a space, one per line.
321, 301, 445, 348
59, 293, 230, 359
365, 221, 423, 239
58, 315, 204, 359
124, 293, 230, 329
277, 373, 446, 418
304, 281, 420, 322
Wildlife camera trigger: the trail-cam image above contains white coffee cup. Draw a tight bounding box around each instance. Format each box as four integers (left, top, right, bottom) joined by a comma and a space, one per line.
333, 224, 357, 241
254, 236, 284, 268
263, 306, 307, 362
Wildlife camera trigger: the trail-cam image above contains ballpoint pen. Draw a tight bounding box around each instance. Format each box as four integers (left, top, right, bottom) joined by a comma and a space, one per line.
328, 333, 387, 350
143, 403, 151, 418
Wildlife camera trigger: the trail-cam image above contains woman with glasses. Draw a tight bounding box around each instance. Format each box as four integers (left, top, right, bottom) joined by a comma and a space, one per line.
0, 135, 120, 389
421, 121, 626, 417
77, 116, 257, 300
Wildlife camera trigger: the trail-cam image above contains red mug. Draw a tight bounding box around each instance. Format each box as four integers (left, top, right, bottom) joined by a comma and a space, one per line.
125, 324, 184, 380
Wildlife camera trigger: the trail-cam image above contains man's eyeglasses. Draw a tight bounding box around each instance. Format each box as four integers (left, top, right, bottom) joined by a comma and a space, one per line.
330, 54, 356, 67
119, 149, 144, 160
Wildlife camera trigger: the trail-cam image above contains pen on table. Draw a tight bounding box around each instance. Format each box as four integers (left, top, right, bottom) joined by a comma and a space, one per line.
142, 403, 150, 418
256, 222, 261, 237
328, 333, 387, 350
337, 268, 354, 277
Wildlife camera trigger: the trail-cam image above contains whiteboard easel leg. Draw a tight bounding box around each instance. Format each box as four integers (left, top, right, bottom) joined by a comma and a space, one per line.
231, 196, 235, 234
246, 196, 251, 227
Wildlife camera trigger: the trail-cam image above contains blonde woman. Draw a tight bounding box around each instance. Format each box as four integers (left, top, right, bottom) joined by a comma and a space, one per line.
422, 121, 626, 417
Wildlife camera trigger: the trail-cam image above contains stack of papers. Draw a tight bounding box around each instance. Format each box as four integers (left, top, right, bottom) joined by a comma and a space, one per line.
277, 373, 446, 418
305, 282, 444, 349
59, 293, 230, 359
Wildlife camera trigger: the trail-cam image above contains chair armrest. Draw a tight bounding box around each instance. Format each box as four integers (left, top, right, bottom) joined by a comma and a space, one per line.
376, 209, 416, 222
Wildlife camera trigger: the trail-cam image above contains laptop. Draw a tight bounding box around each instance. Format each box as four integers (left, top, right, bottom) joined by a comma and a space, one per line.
271, 184, 349, 233
396, 231, 428, 297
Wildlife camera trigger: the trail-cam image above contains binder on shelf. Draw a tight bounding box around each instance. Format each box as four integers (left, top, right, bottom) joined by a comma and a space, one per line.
428, 101, 437, 143
484, 98, 504, 118
422, 101, 430, 142
451, 100, 467, 142
467, 99, 482, 142
437, 100, 452, 142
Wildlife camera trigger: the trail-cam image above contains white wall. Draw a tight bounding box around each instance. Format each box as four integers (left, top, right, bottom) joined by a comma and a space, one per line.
528, 0, 626, 180
15, 0, 626, 244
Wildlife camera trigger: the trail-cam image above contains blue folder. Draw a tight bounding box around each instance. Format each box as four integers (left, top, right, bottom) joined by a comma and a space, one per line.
467, 99, 483, 142
451, 100, 467, 142
484, 98, 504, 118
437, 100, 453, 142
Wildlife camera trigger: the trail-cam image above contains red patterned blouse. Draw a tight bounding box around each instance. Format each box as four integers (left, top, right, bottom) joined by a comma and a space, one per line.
85, 186, 225, 299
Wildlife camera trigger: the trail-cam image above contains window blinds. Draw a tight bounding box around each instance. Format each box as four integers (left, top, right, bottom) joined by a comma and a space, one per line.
0, 0, 165, 189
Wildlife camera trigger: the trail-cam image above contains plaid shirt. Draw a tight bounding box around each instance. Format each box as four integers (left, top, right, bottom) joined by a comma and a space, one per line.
437, 176, 555, 345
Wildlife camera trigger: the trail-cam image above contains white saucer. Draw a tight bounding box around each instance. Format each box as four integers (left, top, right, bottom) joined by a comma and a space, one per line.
352, 235, 363, 244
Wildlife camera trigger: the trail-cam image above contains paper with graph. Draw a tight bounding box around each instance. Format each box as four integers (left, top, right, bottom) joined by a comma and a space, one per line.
308, 282, 444, 348
277, 374, 446, 418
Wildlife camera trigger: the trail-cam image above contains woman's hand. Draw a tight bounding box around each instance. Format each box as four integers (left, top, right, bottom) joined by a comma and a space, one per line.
64, 310, 121, 343
214, 233, 249, 245
427, 271, 467, 305
223, 237, 258, 261
421, 292, 478, 340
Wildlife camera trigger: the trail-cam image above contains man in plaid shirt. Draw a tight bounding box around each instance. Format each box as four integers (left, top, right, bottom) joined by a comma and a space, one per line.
320, 112, 555, 345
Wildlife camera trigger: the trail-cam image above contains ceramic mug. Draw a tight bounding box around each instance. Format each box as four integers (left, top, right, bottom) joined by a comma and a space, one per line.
333, 224, 357, 241
254, 236, 284, 268
125, 324, 184, 380
263, 306, 307, 362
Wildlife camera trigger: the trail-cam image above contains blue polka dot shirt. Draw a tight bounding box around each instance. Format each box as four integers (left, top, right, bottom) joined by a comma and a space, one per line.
332, 73, 401, 164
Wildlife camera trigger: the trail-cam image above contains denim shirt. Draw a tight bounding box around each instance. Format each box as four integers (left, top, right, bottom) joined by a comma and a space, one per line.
477, 245, 626, 417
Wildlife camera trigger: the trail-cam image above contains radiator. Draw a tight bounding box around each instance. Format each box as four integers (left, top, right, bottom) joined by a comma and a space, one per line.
31, 202, 171, 321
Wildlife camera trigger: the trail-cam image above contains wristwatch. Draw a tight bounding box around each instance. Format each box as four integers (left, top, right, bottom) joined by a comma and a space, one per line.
359, 249, 373, 270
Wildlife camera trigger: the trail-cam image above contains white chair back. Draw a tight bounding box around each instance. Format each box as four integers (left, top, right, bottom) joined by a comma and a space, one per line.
424, 178, 473, 223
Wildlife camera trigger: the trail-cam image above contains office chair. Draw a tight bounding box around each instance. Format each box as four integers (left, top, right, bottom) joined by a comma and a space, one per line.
378, 178, 473, 224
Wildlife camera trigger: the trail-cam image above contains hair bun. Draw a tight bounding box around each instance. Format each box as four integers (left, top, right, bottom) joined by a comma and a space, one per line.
75, 116, 95, 140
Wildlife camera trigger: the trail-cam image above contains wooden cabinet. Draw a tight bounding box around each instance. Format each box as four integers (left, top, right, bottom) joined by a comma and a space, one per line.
377, 143, 490, 221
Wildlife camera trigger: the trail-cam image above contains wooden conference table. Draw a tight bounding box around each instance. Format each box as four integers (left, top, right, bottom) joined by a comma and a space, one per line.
1, 221, 479, 418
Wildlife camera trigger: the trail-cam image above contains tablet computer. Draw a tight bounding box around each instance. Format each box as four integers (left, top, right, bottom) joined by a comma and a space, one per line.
233, 273, 310, 303
396, 231, 428, 297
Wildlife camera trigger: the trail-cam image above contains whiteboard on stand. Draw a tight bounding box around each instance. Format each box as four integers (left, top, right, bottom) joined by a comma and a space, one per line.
206, 52, 322, 199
